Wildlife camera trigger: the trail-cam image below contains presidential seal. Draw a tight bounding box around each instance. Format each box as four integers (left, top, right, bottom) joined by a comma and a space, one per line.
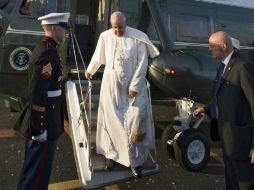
9, 47, 31, 71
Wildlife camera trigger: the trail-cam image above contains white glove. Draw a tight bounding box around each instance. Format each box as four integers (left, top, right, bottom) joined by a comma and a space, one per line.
32, 130, 47, 142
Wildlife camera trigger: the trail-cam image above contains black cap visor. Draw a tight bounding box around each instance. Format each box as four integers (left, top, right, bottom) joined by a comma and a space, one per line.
58, 22, 70, 29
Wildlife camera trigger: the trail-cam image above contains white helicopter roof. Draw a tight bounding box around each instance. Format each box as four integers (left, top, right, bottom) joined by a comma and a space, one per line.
195, 0, 254, 9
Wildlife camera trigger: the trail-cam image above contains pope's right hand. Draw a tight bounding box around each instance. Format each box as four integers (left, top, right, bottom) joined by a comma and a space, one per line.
85, 72, 92, 80
192, 107, 206, 118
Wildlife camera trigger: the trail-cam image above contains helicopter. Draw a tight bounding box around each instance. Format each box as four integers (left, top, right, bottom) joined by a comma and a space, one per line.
1, 0, 254, 188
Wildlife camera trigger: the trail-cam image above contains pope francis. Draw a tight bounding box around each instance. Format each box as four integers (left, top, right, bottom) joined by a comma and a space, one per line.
85, 11, 159, 178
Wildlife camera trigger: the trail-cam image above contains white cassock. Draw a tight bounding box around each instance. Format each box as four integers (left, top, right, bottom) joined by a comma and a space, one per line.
87, 26, 160, 167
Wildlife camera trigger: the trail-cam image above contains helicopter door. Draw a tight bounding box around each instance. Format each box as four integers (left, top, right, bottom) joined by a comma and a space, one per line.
65, 79, 159, 189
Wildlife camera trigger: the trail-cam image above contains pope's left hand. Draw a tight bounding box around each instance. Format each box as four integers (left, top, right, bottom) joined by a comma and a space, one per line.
85, 71, 93, 80
250, 149, 254, 165
128, 89, 137, 98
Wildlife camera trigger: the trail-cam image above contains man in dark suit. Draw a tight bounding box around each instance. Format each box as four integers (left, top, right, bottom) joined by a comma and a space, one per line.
193, 31, 254, 190
15, 12, 70, 190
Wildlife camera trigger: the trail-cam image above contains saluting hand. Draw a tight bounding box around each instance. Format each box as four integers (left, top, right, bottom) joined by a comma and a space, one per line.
85, 71, 92, 79
128, 89, 137, 98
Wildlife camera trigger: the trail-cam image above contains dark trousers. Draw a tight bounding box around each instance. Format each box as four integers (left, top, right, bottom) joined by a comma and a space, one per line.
223, 154, 254, 190
17, 139, 57, 190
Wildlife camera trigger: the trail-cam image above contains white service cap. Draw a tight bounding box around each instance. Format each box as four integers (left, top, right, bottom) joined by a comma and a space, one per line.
38, 12, 70, 27
231, 37, 240, 50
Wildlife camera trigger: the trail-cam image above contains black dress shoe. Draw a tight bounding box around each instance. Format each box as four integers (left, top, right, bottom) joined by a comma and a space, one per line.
131, 166, 142, 178
104, 159, 116, 171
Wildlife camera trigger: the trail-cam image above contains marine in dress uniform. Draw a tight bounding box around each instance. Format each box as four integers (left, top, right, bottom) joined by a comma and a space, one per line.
15, 12, 70, 190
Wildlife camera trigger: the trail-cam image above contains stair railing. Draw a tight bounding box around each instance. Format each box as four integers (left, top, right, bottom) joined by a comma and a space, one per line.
69, 23, 92, 170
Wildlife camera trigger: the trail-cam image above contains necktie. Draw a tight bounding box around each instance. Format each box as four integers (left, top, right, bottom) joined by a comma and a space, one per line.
210, 62, 225, 118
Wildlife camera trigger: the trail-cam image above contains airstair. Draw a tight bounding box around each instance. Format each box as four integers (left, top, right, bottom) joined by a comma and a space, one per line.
64, 26, 159, 189
65, 79, 159, 189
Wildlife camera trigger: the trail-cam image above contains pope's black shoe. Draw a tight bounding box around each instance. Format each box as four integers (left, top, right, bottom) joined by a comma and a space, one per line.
104, 159, 116, 171
131, 166, 142, 178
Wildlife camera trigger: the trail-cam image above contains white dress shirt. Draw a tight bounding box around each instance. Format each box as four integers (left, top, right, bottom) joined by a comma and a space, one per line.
222, 50, 234, 74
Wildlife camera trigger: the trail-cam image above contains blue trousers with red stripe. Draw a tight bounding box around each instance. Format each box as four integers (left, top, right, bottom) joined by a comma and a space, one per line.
17, 139, 57, 190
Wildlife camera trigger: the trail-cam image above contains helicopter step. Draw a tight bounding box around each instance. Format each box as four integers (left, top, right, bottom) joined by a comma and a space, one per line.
83, 125, 158, 172
65, 80, 159, 189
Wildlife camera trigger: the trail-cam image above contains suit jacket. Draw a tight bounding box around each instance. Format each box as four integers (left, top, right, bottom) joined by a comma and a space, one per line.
205, 51, 254, 160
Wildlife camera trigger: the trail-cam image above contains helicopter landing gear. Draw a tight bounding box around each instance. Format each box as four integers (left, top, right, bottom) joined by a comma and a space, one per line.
161, 98, 210, 171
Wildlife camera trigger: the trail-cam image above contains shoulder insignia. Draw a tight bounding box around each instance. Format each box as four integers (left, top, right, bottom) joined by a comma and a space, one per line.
41, 63, 52, 79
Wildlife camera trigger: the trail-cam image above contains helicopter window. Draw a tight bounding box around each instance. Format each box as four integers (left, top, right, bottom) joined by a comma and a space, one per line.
146, 19, 161, 50
146, 11, 170, 50
178, 14, 210, 39
19, 0, 31, 15
147, 16, 160, 42
19, 0, 67, 17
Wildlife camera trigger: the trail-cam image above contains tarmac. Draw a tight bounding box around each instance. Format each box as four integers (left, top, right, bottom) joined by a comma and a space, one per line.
0, 98, 225, 190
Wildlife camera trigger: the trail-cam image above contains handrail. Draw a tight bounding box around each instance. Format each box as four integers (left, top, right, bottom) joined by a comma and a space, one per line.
69, 24, 93, 170
88, 80, 92, 170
